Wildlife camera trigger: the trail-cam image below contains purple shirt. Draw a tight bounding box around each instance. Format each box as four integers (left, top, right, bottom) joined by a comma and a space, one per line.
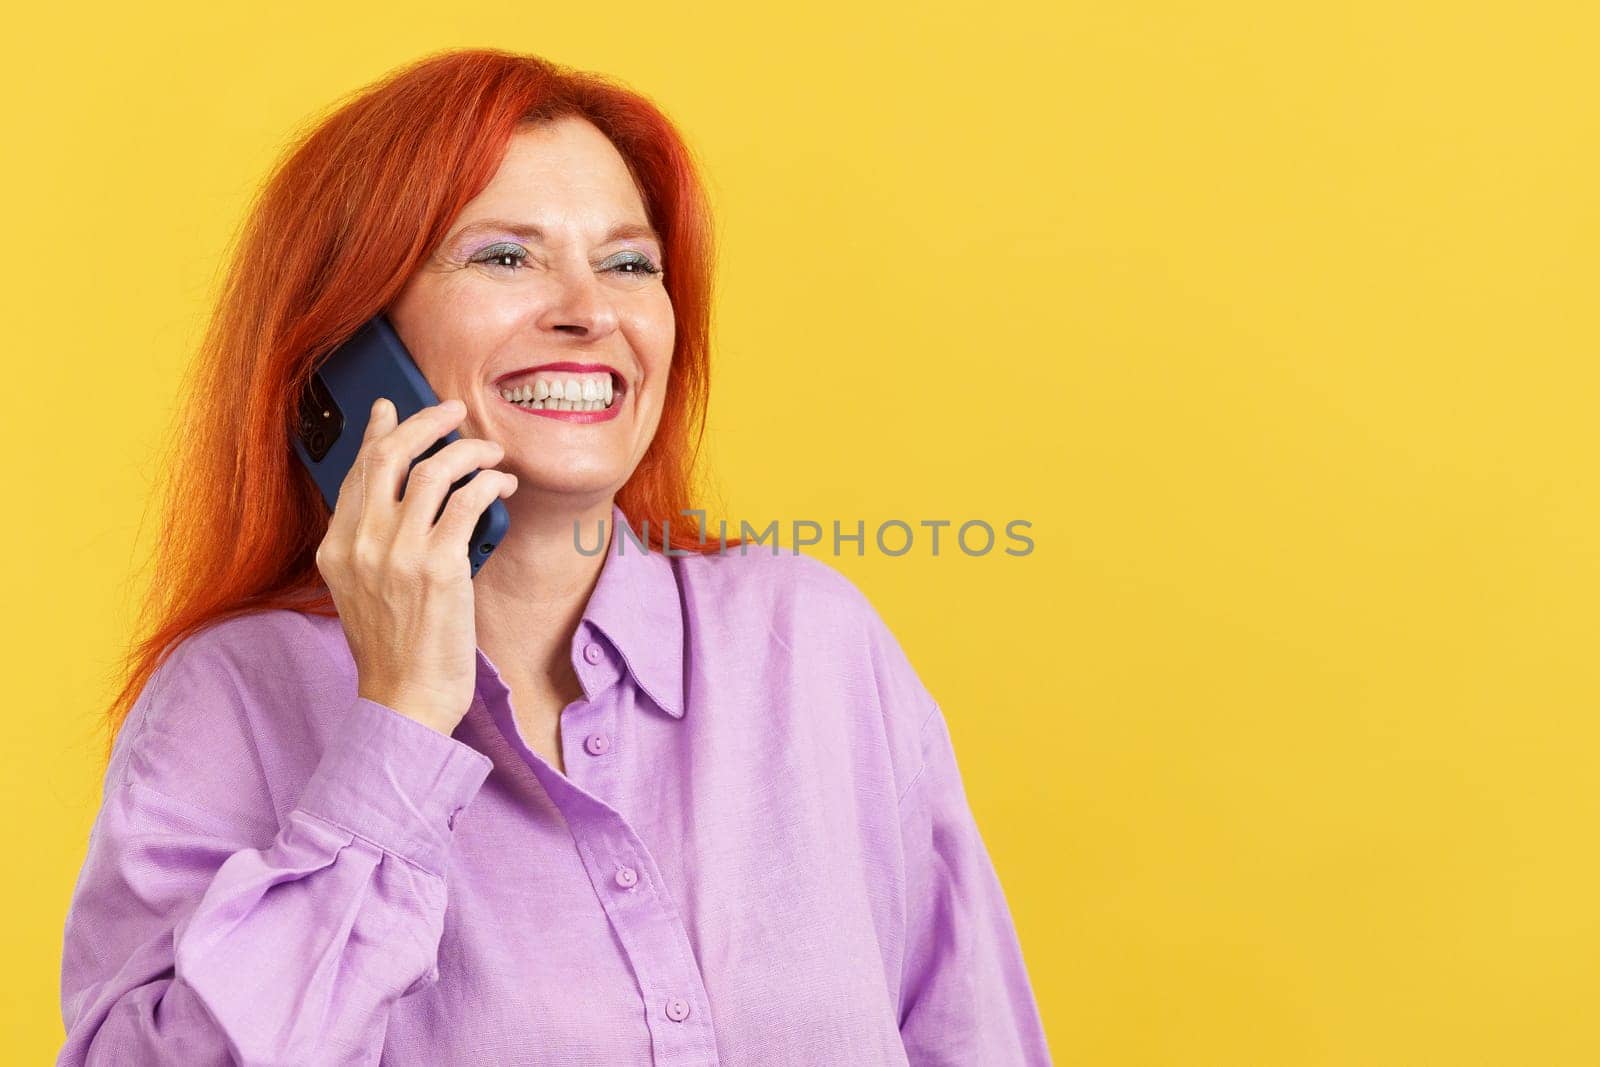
59, 504, 1051, 1065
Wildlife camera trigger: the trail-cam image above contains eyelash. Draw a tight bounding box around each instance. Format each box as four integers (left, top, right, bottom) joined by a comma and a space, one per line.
472, 244, 661, 276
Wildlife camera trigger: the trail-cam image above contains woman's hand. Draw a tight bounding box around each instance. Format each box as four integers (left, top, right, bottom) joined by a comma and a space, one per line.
315, 397, 517, 736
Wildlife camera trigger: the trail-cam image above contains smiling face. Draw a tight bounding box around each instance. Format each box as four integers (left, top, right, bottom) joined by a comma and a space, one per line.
388, 115, 674, 510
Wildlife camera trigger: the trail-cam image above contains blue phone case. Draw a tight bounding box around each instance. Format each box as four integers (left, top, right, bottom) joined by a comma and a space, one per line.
292, 314, 510, 578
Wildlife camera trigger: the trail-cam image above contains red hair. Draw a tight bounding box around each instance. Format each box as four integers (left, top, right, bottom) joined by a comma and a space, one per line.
104, 48, 739, 759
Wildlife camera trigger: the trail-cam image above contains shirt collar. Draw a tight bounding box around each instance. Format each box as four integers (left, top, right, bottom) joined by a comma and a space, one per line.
577, 502, 686, 719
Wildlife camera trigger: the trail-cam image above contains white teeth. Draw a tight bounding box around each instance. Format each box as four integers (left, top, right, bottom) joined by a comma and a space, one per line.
497, 369, 620, 412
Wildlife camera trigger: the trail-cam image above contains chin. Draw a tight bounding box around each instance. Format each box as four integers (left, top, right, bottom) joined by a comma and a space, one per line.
506, 468, 622, 497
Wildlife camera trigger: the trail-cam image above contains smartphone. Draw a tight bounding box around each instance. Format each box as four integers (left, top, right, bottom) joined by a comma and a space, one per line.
292, 313, 510, 578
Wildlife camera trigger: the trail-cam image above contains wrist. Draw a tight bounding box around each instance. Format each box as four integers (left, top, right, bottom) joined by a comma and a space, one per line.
358, 685, 462, 737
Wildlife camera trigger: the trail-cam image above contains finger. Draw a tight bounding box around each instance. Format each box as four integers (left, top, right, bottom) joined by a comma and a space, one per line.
432, 469, 517, 551
393, 436, 506, 543
359, 398, 467, 521
328, 397, 397, 537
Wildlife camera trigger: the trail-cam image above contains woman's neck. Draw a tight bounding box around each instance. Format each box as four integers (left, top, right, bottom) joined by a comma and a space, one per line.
470, 491, 616, 690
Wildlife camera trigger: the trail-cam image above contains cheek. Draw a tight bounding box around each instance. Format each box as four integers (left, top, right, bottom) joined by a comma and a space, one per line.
630, 294, 676, 365
420, 319, 519, 389
627, 381, 666, 440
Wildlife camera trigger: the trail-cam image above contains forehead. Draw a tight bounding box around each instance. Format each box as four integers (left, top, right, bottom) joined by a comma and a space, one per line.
472, 117, 648, 217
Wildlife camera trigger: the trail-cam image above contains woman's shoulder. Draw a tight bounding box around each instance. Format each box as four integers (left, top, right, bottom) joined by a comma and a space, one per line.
672, 545, 874, 620
155, 607, 343, 674
672, 549, 939, 798
140, 609, 350, 723
112, 608, 353, 833
671, 548, 898, 664
672, 547, 939, 743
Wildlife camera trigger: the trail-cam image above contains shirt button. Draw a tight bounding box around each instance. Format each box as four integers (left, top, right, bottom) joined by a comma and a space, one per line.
665, 997, 691, 1022
614, 865, 638, 889
582, 642, 603, 664
585, 731, 611, 756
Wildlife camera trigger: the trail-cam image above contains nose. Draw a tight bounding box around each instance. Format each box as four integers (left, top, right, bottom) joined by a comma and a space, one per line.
535, 261, 621, 339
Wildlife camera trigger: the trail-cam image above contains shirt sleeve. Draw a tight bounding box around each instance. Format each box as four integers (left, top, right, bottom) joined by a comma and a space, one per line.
57, 641, 494, 1067
897, 702, 1054, 1065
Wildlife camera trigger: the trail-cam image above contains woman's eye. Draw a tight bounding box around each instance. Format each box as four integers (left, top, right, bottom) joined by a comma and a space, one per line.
473, 244, 528, 270
470, 245, 661, 276
609, 253, 662, 277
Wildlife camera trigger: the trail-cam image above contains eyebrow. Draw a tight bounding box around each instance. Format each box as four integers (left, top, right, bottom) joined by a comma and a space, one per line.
449, 218, 661, 248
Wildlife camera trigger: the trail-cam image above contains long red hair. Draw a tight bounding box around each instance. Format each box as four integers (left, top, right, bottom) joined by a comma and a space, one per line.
105, 48, 738, 759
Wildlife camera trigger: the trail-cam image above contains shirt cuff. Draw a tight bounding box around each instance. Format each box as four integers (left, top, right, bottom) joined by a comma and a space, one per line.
294, 696, 494, 875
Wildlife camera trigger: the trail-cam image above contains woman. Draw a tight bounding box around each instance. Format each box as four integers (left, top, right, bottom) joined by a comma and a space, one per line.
58, 48, 1050, 1065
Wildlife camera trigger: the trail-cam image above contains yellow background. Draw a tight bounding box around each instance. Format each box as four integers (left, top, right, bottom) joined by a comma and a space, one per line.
6, 3, 1598, 1063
